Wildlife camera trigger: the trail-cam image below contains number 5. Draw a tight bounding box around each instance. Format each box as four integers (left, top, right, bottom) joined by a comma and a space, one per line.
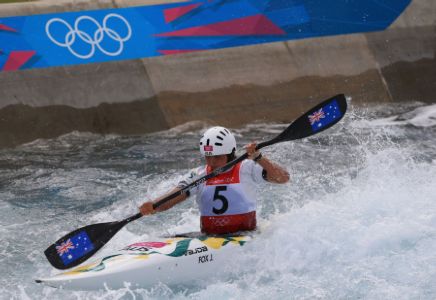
212, 186, 228, 215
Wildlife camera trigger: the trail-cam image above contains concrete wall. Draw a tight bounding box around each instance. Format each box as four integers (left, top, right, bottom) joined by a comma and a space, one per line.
0, 0, 435, 148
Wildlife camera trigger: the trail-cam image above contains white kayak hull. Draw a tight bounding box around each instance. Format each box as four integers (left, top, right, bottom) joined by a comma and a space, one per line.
37, 235, 250, 290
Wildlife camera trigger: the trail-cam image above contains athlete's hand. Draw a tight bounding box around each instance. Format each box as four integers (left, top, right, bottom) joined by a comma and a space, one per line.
139, 202, 155, 216
245, 142, 261, 160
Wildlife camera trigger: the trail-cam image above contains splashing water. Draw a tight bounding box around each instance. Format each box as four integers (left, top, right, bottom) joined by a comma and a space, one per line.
1, 102, 436, 299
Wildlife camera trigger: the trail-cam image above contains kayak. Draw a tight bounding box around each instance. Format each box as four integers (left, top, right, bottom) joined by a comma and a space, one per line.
36, 234, 250, 290
37, 95, 347, 290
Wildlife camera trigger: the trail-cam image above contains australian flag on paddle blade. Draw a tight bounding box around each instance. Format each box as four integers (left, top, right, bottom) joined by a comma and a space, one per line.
308, 99, 342, 132
56, 230, 94, 266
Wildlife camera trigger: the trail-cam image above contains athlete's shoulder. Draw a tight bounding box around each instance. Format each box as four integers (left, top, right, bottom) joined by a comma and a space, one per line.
189, 165, 207, 178
239, 159, 256, 175
240, 159, 256, 169
178, 165, 207, 188
240, 159, 265, 183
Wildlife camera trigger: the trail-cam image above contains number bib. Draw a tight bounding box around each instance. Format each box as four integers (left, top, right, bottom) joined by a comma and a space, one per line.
198, 163, 256, 217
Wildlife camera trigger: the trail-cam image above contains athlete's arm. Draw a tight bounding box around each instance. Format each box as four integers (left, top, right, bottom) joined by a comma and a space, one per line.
139, 188, 189, 215
245, 142, 290, 184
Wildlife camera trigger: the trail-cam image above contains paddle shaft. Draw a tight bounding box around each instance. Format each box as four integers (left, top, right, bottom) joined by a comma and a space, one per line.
119, 93, 346, 225
120, 139, 275, 224
45, 94, 347, 270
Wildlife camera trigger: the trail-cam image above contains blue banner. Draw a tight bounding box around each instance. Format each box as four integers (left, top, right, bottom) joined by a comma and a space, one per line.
0, 0, 411, 72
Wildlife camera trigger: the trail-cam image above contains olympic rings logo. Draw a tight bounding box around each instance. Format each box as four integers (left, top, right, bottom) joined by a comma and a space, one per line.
45, 14, 132, 59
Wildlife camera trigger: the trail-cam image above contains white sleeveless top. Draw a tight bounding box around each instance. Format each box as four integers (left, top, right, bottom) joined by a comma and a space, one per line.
178, 160, 265, 217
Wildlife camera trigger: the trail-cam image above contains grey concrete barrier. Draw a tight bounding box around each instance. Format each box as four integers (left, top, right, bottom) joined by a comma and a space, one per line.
0, 0, 434, 148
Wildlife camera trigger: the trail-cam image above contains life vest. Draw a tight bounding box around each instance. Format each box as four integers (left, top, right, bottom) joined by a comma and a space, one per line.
198, 162, 256, 234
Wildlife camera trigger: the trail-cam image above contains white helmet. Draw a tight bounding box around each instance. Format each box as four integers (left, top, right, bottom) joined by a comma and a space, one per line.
199, 126, 236, 156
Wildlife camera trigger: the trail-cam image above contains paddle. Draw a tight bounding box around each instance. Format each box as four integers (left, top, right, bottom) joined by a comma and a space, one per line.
44, 94, 347, 270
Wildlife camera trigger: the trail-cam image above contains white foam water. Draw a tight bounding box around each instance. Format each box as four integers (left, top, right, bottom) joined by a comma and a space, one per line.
371, 103, 436, 128
1, 102, 436, 299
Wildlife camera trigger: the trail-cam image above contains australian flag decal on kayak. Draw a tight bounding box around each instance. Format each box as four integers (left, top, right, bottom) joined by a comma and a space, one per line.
56, 231, 94, 266
308, 99, 342, 132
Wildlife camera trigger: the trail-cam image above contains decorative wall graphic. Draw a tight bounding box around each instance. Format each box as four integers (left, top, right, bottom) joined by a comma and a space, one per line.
0, 0, 411, 72
45, 14, 132, 59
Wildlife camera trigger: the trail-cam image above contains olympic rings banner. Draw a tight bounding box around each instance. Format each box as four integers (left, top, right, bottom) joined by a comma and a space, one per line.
0, 0, 411, 72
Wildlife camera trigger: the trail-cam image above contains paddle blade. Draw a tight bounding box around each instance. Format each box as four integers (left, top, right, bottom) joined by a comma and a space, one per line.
44, 220, 126, 270
276, 94, 347, 142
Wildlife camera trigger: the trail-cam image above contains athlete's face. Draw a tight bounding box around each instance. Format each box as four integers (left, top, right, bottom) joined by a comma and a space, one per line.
205, 155, 228, 170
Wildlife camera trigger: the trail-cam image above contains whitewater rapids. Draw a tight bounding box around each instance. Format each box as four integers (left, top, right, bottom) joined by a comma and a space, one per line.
1, 101, 436, 299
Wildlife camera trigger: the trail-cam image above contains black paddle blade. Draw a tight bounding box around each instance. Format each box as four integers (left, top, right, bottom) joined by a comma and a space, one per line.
44, 220, 126, 270
275, 94, 347, 143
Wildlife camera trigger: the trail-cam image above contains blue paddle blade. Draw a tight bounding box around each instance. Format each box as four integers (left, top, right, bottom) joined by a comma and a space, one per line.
276, 94, 347, 142
44, 220, 126, 270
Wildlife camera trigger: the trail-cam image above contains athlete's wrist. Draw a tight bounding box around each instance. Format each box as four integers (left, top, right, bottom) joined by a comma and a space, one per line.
253, 152, 263, 163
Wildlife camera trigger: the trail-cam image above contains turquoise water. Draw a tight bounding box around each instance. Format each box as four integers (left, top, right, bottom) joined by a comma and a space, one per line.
1, 102, 436, 299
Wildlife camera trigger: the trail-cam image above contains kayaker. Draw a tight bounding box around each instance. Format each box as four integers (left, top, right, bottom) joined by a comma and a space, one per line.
139, 126, 289, 234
